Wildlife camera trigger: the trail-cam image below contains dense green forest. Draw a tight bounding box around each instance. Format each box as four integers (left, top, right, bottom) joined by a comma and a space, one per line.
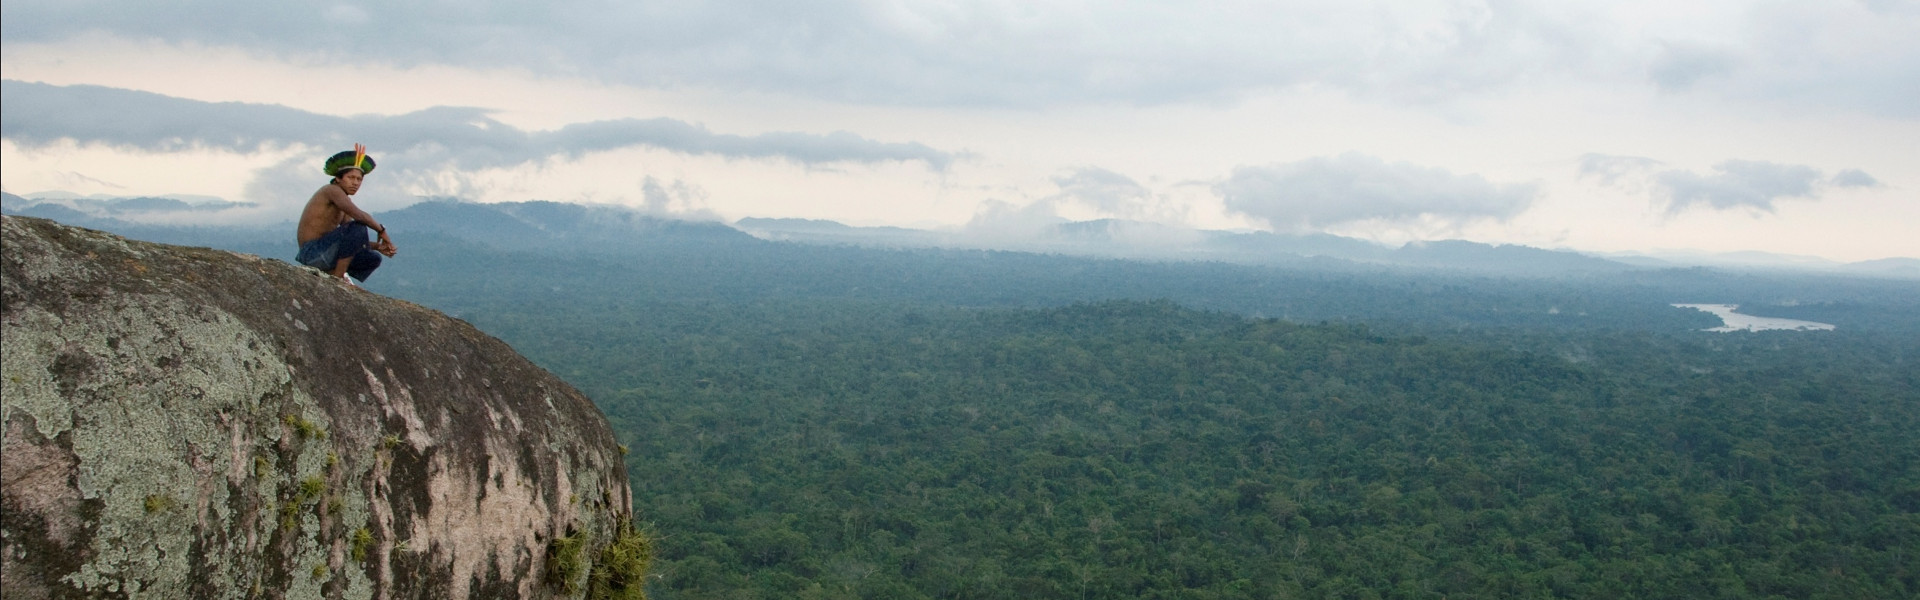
31, 208, 1920, 598
453, 299, 1918, 600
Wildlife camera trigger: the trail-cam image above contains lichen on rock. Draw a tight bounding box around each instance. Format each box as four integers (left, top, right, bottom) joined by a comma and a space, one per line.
2, 216, 637, 599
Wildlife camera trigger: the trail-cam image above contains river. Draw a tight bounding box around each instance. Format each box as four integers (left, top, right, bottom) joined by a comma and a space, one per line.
1672, 304, 1835, 332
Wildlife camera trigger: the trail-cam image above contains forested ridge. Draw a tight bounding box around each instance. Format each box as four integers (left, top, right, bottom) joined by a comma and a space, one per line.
462, 299, 1917, 600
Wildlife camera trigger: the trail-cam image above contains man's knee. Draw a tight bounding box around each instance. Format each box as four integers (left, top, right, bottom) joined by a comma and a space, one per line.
348, 251, 382, 281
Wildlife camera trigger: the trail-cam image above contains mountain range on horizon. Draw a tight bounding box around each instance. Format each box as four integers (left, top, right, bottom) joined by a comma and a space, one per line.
4, 191, 1915, 280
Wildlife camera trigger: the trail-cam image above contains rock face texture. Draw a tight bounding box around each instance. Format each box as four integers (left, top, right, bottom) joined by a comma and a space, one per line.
1, 216, 637, 599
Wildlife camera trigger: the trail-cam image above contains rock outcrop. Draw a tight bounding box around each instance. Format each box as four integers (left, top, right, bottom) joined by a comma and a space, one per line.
1, 216, 642, 599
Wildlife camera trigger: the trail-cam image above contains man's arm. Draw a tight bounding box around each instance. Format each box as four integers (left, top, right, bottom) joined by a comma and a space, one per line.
323, 185, 389, 241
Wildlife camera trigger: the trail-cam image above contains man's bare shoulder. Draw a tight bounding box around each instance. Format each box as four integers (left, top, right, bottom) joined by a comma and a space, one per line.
296, 182, 332, 208
314, 182, 349, 203
299, 185, 340, 216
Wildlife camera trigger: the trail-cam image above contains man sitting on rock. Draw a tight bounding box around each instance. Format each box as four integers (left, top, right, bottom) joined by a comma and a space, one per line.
297, 144, 397, 287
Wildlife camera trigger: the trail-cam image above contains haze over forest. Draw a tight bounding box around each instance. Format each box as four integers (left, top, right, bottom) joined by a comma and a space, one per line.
4, 191, 1916, 279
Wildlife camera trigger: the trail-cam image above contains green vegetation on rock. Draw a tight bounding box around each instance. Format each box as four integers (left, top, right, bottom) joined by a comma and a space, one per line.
284, 413, 326, 440
592, 523, 654, 600
351, 527, 374, 563
549, 530, 591, 595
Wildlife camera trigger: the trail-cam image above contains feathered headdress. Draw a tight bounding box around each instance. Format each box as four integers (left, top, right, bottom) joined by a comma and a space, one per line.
323, 143, 377, 176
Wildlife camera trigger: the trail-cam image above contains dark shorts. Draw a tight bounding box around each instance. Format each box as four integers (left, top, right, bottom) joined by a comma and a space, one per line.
296, 222, 382, 282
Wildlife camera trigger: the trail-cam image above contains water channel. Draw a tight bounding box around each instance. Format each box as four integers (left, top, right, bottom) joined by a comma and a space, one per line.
1672, 304, 1835, 332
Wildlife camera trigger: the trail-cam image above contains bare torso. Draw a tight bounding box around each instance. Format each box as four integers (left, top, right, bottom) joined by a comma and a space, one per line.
296, 183, 353, 244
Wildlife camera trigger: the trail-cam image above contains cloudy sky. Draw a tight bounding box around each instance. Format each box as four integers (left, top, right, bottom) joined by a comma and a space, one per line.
3, 0, 1916, 261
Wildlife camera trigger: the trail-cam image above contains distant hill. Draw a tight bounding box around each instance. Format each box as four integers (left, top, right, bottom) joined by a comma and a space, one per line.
1597, 249, 1919, 278
22, 199, 1916, 332
1843, 257, 1920, 279
0, 191, 33, 212
737, 215, 1636, 277
14, 202, 91, 222
1, 192, 254, 217
16, 195, 1903, 281
387, 200, 754, 251
736, 216, 949, 247
1392, 239, 1636, 276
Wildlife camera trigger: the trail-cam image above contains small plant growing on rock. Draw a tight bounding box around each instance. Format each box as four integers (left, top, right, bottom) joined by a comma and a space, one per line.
591, 522, 654, 600
143, 494, 177, 513
350, 528, 374, 562
300, 476, 326, 498
280, 475, 328, 530
546, 530, 589, 594
545, 522, 655, 599
283, 414, 325, 440
279, 502, 301, 530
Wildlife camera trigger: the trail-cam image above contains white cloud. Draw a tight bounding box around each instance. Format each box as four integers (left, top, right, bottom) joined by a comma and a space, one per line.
961, 168, 1147, 238
7, 1, 1911, 113
1732, 0, 1920, 117
1216, 153, 1537, 232
1578, 154, 1665, 186
1830, 168, 1879, 188
1043, 166, 1195, 223
324, 5, 370, 26
1, 81, 951, 168
1648, 41, 1739, 91
1654, 160, 1820, 214
638, 175, 717, 219
963, 198, 1066, 240
956, 167, 1198, 236
2, 80, 954, 207
1583, 154, 1880, 214
47, 171, 128, 191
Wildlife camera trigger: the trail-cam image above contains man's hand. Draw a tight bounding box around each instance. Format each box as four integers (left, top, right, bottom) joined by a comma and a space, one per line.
374, 238, 398, 258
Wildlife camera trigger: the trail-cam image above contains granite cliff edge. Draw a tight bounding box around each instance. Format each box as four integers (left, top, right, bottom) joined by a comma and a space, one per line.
1, 215, 641, 599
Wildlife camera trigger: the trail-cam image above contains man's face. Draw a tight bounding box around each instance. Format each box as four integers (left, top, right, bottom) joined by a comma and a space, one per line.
337, 169, 364, 195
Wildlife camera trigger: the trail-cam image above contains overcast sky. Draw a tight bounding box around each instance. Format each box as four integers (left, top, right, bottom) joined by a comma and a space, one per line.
3, 0, 1916, 260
